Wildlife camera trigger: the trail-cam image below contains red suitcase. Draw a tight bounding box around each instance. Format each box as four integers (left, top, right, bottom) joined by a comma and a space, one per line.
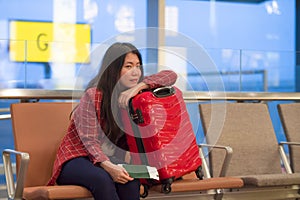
121, 86, 203, 195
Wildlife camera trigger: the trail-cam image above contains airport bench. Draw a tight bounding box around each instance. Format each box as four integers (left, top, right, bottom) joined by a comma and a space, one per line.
199, 102, 300, 200
2, 102, 243, 200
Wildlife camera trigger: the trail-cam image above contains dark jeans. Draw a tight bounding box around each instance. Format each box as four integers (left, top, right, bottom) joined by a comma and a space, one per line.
56, 157, 140, 200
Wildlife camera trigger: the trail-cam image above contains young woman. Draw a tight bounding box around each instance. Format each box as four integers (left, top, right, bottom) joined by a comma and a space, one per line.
48, 42, 177, 200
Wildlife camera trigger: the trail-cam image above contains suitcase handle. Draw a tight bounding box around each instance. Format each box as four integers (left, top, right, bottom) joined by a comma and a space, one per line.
152, 86, 175, 98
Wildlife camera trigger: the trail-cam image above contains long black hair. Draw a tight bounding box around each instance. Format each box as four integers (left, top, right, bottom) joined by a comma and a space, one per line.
86, 42, 144, 144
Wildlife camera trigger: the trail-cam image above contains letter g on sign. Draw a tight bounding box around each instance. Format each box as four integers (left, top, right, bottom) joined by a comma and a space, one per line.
37, 33, 48, 51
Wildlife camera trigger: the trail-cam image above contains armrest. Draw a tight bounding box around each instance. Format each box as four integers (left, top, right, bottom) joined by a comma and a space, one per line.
2, 149, 30, 200
198, 144, 233, 178
278, 141, 300, 174
280, 141, 300, 146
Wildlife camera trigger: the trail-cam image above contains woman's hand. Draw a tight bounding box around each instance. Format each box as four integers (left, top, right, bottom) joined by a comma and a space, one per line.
100, 160, 133, 184
118, 82, 148, 108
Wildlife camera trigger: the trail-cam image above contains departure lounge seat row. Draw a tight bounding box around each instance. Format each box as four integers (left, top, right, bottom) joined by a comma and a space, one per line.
2, 101, 300, 200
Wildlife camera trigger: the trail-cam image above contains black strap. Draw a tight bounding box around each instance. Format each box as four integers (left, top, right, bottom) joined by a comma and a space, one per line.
127, 98, 149, 165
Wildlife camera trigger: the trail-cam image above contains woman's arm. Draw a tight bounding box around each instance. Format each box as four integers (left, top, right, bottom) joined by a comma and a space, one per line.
118, 70, 178, 108
143, 70, 177, 89
74, 88, 133, 183
73, 88, 109, 164
118, 82, 148, 108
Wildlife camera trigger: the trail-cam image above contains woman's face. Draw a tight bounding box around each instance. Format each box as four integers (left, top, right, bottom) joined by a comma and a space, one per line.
119, 52, 142, 89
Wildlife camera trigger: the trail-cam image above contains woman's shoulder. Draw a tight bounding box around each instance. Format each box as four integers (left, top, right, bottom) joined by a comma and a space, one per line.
82, 87, 103, 100
85, 87, 97, 93
85, 87, 102, 94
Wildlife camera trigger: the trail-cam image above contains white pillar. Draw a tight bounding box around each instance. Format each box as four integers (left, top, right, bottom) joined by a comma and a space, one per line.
51, 0, 76, 89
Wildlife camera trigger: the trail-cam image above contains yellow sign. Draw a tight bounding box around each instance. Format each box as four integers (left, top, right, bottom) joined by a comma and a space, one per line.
9, 21, 91, 63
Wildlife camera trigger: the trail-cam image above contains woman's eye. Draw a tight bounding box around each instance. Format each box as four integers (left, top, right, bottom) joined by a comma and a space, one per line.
123, 65, 141, 69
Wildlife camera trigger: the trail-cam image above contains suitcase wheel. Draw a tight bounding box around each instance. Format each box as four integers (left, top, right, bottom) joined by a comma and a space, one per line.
161, 183, 172, 194
140, 184, 149, 198
195, 166, 204, 180
161, 177, 174, 194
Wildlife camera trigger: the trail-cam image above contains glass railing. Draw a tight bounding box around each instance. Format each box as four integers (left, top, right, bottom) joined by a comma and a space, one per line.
0, 39, 298, 92
0, 39, 299, 186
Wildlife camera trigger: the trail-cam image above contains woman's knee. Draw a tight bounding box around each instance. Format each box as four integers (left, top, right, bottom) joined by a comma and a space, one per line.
117, 179, 140, 200
57, 157, 118, 199
86, 169, 120, 200
88, 170, 115, 189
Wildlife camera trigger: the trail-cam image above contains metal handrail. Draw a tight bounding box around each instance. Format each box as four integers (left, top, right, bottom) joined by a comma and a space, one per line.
1, 89, 300, 101
183, 91, 300, 101
0, 89, 83, 100
1, 89, 300, 121
0, 114, 11, 120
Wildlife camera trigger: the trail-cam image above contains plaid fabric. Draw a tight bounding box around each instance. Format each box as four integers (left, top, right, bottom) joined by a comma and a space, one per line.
47, 70, 177, 185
